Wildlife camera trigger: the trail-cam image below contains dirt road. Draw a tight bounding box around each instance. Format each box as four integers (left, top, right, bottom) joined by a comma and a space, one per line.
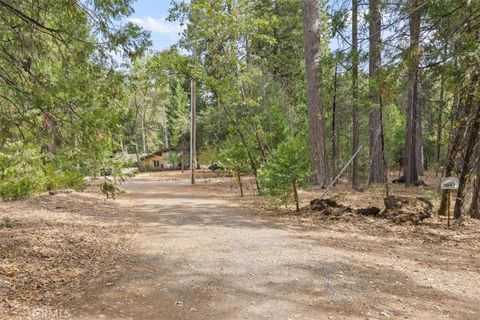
71, 173, 480, 319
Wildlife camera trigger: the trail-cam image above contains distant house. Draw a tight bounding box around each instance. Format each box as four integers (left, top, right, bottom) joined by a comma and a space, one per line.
140, 148, 171, 171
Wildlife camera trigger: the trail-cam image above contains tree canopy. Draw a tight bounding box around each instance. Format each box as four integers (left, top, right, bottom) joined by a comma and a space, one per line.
1, 0, 479, 218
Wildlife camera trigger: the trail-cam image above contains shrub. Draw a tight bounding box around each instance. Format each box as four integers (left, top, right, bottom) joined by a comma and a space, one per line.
259, 135, 311, 212
45, 169, 86, 191
0, 142, 89, 201
0, 177, 39, 201
0, 143, 46, 201
218, 140, 250, 197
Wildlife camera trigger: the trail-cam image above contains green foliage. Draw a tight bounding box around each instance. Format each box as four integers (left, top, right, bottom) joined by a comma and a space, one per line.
198, 144, 219, 165
171, 81, 191, 149
218, 140, 250, 176
0, 142, 46, 201
218, 139, 251, 196
45, 169, 86, 192
0, 0, 149, 200
383, 104, 406, 169
0, 142, 99, 201
164, 152, 181, 167
100, 180, 120, 199
259, 135, 311, 209
0, 178, 39, 202
1, 0, 477, 207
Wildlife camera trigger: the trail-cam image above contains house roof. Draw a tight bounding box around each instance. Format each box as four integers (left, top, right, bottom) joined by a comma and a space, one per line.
140, 148, 171, 161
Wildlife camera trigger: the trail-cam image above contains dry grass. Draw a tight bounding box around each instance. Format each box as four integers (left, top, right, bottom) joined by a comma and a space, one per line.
0, 188, 138, 319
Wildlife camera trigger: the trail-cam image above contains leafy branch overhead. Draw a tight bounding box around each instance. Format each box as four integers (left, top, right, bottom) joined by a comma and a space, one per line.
0, 0, 479, 218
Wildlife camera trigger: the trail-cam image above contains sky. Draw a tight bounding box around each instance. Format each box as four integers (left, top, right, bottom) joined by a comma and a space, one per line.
127, 0, 184, 52
124, 1, 366, 55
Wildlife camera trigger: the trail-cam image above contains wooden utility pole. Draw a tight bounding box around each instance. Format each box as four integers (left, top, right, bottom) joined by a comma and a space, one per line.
190, 46, 197, 185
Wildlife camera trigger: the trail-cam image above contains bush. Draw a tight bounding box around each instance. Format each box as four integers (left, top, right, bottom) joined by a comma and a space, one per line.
0, 177, 39, 201
259, 135, 311, 212
0, 143, 46, 201
0, 142, 89, 201
45, 169, 86, 191
218, 139, 250, 197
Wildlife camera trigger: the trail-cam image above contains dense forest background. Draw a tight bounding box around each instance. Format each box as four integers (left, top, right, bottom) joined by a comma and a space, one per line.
0, 0, 479, 219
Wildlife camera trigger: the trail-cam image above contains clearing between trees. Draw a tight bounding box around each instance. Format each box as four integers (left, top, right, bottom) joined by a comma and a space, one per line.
1, 171, 480, 319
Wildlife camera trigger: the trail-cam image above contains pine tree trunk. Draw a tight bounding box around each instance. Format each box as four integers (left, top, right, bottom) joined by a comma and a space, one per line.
404, 0, 421, 185
351, 0, 360, 189
470, 144, 480, 219
438, 82, 469, 216
302, 0, 329, 187
368, 0, 387, 184
454, 72, 480, 219
438, 120, 465, 215
332, 61, 340, 177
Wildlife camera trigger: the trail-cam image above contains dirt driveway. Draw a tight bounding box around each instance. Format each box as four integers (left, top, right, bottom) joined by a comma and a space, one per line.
70, 173, 480, 320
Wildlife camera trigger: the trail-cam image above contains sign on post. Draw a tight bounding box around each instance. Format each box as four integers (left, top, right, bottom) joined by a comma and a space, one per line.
441, 177, 459, 190
440, 177, 459, 229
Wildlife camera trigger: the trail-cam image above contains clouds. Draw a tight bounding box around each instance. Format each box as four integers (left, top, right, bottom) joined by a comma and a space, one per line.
128, 16, 184, 37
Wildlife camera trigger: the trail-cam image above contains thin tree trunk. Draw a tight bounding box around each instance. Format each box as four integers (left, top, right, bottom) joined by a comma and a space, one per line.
134, 143, 141, 171
416, 96, 424, 175
164, 124, 169, 149
141, 110, 147, 154
237, 172, 244, 197
368, 0, 387, 184
181, 140, 185, 173
293, 177, 299, 212
43, 114, 58, 155
435, 73, 444, 176
302, 0, 329, 187
240, 91, 270, 161
351, 0, 360, 189
332, 60, 340, 177
220, 103, 261, 193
